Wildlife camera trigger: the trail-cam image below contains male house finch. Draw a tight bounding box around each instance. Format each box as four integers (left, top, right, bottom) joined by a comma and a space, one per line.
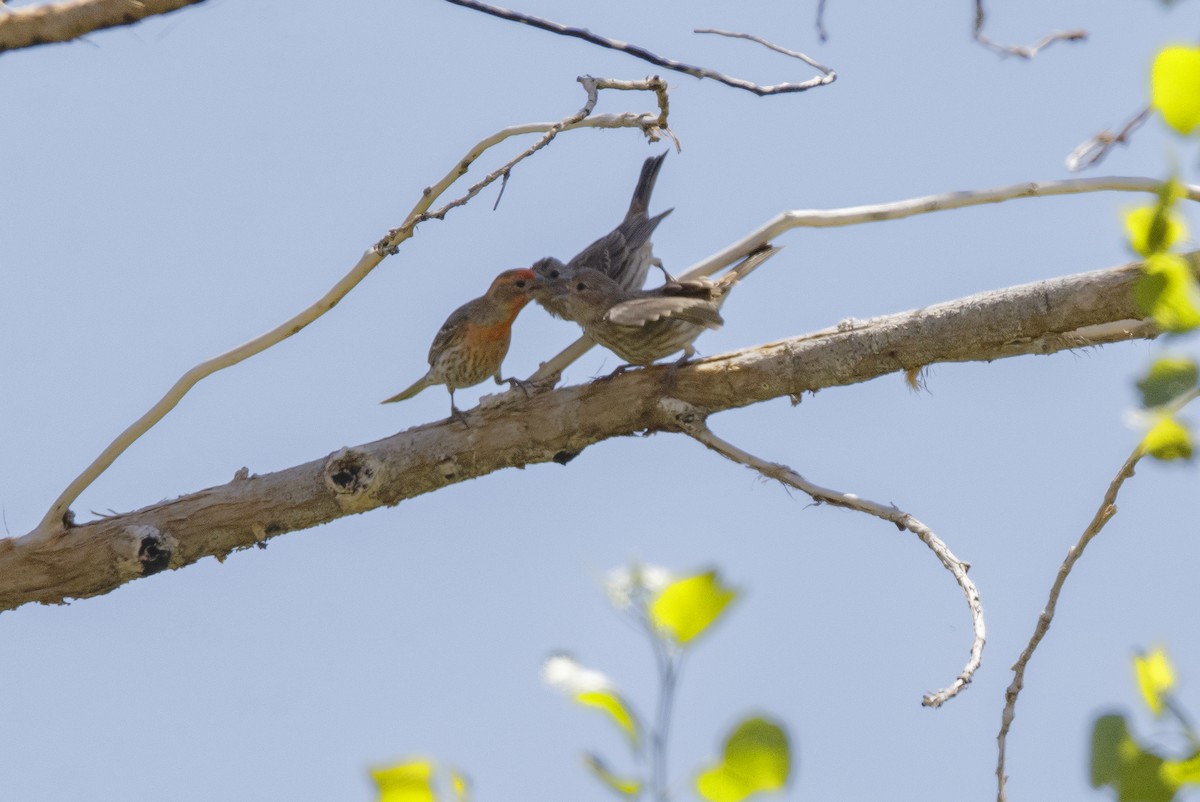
382, 268, 540, 422
544, 245, 780, 368
533, 152, 674, 318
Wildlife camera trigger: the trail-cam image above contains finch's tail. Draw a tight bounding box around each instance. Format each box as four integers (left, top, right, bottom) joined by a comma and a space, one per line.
381, 373, 434, 404
627, 151, 669, 219
720, 244, 783, 289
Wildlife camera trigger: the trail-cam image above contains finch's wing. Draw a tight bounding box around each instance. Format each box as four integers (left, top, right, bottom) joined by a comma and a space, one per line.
426, 303, 473, 362
605, 297, 724, 329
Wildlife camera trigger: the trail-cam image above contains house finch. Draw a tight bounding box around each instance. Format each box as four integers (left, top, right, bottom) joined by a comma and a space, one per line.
544, 245, 780, 368
534, 152, 674, 318
382, 268, 541, 422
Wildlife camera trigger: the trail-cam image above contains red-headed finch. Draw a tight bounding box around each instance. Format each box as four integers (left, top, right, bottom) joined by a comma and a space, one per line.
382, 268, 541, 422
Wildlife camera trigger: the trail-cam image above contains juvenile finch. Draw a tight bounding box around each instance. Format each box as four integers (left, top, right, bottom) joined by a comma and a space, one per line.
382, 268, 540, 422
534, 152, 674, 318
546, 245, 781, 369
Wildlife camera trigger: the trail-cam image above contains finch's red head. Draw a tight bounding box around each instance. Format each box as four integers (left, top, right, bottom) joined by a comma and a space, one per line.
487, 268, 539, 300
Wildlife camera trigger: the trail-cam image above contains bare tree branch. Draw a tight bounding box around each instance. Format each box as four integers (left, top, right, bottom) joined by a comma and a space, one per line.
0, 0, 205, 52
679, 412, 984, 707
33, 76, 669, 539
995, 387, 1200, 801
693, 28, 835, 90
530, 176, 1200, 383
1066, 106, 1152, 172
973, 0, 1086, 60
443, 0, 833, 96
1, 253, 1178, 612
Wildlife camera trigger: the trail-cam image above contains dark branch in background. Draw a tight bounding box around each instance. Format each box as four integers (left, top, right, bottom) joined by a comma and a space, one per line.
0, 0, 206, 53
815, 0, 829, 42
0, 254, 1175, 613
973, 0, 1086, 59
1066, 106, 1152, 172
693, 28, 835, 90
443, 0, 836, 96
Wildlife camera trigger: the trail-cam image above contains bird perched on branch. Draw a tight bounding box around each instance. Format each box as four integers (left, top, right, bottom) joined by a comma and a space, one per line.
382, 268, 541, 423
543, 245, 781, 370
533, 152, 674, 319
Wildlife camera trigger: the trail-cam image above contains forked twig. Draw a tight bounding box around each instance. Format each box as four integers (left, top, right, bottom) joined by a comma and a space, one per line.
996, 389, 1200, 801
32, 77, 671, 540
674, 406, 985, 707
444, 0, 833, 96
973, 0, 1086, 59
693, 28, 836, 90
1066, 106, 1152, 172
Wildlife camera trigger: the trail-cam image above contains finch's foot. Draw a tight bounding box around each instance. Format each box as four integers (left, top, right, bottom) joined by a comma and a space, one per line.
496, 374, 531, 398
595, 364, 636, 383
450, 405, 471, 427
651, 258, 678, 285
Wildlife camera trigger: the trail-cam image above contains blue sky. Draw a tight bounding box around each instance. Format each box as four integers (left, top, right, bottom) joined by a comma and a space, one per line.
1, 1, 1198, 800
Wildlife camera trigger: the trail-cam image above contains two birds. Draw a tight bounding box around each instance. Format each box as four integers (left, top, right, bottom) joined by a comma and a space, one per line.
383, 153, 774, 421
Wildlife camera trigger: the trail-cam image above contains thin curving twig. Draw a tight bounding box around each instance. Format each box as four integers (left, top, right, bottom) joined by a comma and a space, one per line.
1066, 106, 1152, 172
973, 0, 1086, 60
693, 28, 835, 89
674, 406, 985, 707
33, 76, 670, 540
443, 0, 831, 96
995, 388, 1200, 801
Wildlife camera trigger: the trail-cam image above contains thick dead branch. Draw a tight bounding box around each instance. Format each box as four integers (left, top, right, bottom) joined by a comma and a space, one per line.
678, 412, 984, 707
33, 77, 667, 539
0, 0, 205, 52
443, 0, 830, 96
973, 0, 1086, 59
1, 254, 1180, 612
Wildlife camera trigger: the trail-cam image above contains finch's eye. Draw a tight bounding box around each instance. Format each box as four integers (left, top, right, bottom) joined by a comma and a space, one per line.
549, 269, 560, 279
575, 281, 587, 291
514, 279, 527, 289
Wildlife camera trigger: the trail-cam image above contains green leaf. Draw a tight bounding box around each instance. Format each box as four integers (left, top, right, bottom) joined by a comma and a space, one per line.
541, 655, 640, 746
695, 717, 792, 802
583, 753, 643, 798
1162, 751, 1200, 786
1128, 199, 1185, 255
1143, 414, 1194, 461
371, 759, 437, 802
448, 767, 470, 802
1135, 254, 1200, 334
1137, 356, 1199, 407
1089, 714, 1179, 802
1153, 45, 1200, 135
649, 570, 738, 645
1134, 647, 1177, 716
576, 689, 640, 746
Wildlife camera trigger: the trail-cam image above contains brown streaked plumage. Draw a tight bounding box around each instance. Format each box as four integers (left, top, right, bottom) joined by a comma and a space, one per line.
534, 152, 674, 319
382, 268, 540, 422
548, 246, 781, 368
